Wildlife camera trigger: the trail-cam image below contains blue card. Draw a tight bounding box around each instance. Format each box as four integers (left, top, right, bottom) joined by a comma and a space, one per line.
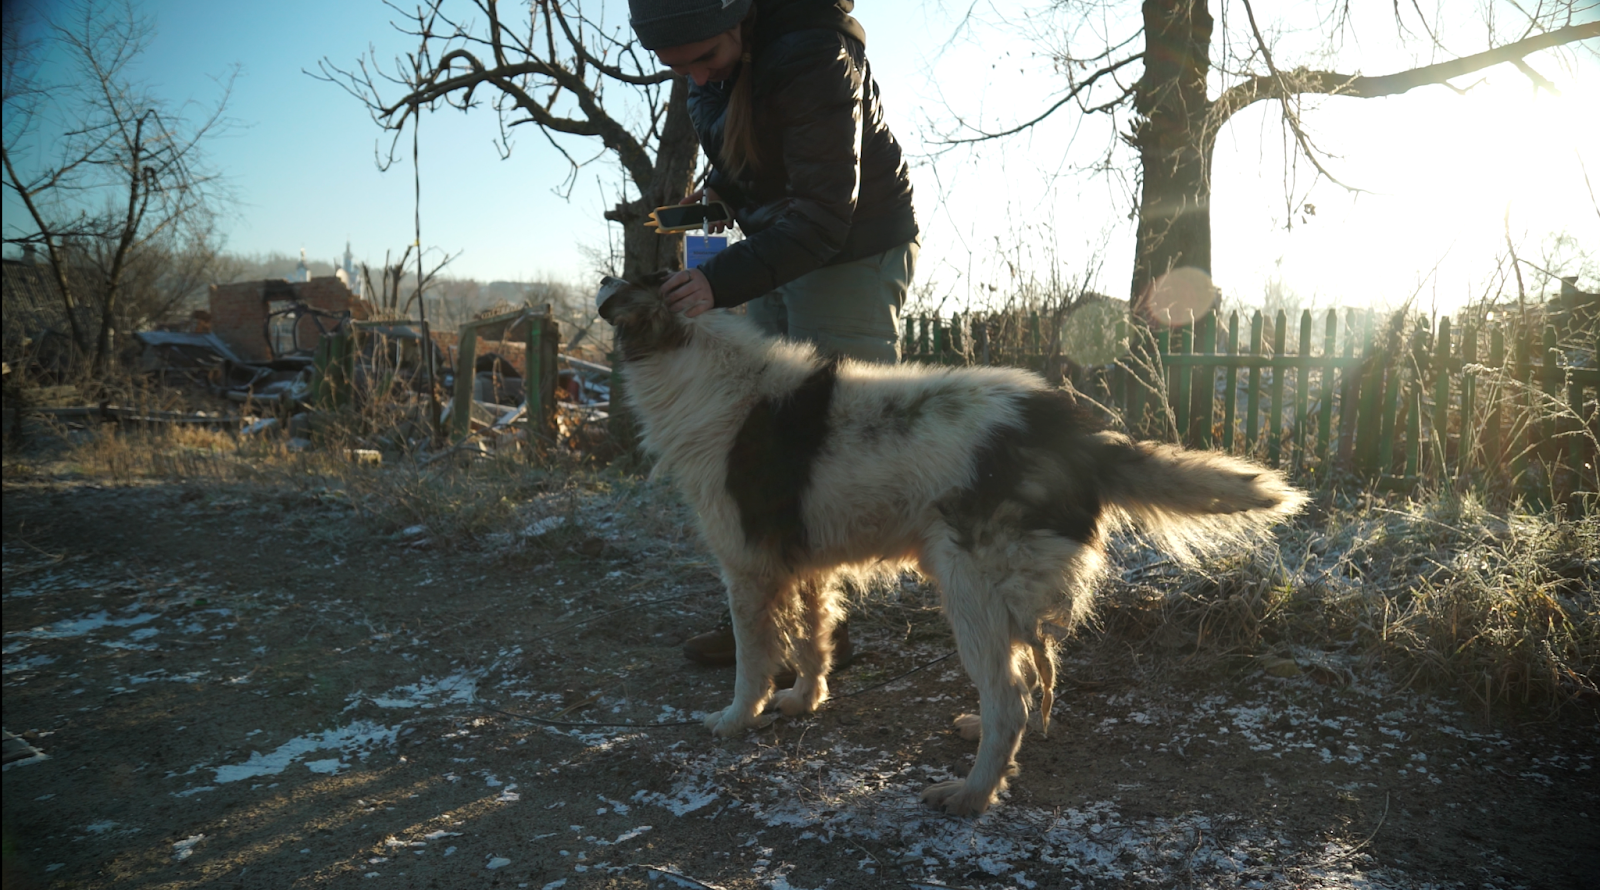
686, 235, 728, 269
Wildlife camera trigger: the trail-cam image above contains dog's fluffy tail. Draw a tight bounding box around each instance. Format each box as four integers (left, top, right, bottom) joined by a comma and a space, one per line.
1094, 432, 1307, 562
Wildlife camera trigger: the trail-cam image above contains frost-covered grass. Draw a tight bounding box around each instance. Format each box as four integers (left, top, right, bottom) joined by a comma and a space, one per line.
1102, 488, 1599, 715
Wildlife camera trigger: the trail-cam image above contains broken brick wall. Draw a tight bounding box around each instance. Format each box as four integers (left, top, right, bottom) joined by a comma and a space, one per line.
209, 277, 369, 362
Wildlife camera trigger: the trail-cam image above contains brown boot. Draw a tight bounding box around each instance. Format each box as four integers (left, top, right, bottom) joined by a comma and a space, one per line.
680, 615, 737, 667
681, 619, 856, 678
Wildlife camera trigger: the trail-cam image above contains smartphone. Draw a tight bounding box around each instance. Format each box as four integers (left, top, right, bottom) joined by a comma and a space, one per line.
647, 201, 733, 233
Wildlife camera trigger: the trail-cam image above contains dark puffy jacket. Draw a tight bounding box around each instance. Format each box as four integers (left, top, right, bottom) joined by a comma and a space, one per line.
688, 1, 918, 309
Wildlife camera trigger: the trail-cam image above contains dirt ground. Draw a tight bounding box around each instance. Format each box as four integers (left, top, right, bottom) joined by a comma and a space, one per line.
3, 473, 1597, 890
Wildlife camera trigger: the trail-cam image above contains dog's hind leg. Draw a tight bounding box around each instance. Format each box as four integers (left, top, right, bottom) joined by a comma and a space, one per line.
1032, 640, 1055, 738
919, 545, 1032, 817
774, 575, 844, 717
705, 572, 787, 737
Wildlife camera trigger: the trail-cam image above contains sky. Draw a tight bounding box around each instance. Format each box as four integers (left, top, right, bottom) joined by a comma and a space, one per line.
5, 0, 1598, 314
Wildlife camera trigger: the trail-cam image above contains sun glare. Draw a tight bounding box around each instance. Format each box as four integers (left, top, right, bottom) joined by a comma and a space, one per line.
1213, 64, 1598, 314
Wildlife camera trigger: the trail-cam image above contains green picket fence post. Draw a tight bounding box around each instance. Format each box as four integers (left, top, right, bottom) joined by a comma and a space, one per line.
310, 327, 354, 412
1355, 311, 1383, 474
1376, 325, 1404, 476
1337, 308, 1363, 470
1510, 327, 1533, 496
1460, 321, 1478, 484
1431, 317, 1453, 480
1542, 325, 1562, 467
1316, 309, 1337, 472
1268, 310, 1287, 468
1293, 309, 1312, 472
1486, 325, 1506, 489
1193, 312, 1216, 449
1172, 323, 1192, 446
1222, 311, 1240, 454
522, 306, 559, 455
1571, 330, 1600, 508
450, 324, 478, 440
1402, 321, 1426, 480
1244, 312, 1264, 458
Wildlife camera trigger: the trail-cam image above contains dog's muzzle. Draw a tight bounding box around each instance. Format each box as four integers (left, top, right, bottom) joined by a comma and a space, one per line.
595, 275, 629, 323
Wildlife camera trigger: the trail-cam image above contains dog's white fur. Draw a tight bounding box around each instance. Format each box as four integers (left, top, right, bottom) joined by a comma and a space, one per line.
603, 283, 1306, 816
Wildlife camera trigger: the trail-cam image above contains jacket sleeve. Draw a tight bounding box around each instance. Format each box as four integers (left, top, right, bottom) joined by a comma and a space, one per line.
700, 31, 864, 308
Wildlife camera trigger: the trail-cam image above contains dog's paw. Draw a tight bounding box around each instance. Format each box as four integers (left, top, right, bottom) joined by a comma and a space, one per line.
920, 779, 995, 816
952, 713, 982, 741
703, 706, 770, 737
773, 683, 825, 717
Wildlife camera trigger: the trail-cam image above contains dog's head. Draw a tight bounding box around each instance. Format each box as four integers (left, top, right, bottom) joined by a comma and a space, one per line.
594, 272, 689, 362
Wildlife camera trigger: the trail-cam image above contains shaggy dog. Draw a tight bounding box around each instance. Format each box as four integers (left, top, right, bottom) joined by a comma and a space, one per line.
597, 277, 1306, 816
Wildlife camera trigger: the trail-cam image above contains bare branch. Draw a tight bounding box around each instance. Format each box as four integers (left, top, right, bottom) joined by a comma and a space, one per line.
1213, 20, 1600, 125
1238, 0, 1366, 194
936, 52, 1144, 144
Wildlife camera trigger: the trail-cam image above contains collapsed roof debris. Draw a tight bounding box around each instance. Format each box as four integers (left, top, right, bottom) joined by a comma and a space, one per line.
15, 295, 617, 464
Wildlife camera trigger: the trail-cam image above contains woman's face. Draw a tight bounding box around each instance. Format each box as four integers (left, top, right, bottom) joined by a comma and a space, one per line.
654, 26, 743, 86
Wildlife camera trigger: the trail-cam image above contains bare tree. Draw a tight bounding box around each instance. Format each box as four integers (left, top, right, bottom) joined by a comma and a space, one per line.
941, 1, 1598, 320
314, 0, 699, 281
2, 0, 235, 368
360, 243, 462, 316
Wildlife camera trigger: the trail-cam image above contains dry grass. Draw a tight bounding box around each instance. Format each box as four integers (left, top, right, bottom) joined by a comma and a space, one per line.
1101, 488, 1598, 714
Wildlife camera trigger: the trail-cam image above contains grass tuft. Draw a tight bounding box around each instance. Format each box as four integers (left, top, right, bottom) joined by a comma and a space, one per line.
1102, 488, 1598, 714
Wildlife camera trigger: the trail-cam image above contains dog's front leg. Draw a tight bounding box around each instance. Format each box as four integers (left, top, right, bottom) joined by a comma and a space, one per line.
773, 576, 840, 718
704, 575, 782, 737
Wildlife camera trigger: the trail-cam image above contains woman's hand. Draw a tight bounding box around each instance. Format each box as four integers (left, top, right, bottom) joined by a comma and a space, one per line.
661, 267, 717, 318
681, 187, 729, 234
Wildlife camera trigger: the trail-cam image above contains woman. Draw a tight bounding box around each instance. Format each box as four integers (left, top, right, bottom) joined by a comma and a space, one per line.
630, 0, 920, 663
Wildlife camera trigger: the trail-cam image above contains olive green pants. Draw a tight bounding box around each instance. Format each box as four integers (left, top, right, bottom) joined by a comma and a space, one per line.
745, 240, 918, 364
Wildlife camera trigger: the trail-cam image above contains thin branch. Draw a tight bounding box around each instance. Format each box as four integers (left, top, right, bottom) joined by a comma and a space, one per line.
1240, 0, 1366, 193
937, 52, 1144, 144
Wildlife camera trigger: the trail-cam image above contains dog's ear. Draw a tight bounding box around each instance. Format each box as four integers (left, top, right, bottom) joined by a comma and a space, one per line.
635, 269, 673, 289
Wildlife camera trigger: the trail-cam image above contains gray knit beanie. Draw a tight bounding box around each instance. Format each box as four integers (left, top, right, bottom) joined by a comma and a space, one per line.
629, 0, 752, 50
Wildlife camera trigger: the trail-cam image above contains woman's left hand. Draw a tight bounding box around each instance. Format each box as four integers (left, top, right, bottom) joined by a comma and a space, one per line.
661, 268, 716, 317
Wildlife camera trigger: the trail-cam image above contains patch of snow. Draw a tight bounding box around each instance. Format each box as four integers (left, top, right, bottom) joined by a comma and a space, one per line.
363, 671, 480, 709
10, 610, 159, 640
212, 721, 396, 783
172, 834, 204, 861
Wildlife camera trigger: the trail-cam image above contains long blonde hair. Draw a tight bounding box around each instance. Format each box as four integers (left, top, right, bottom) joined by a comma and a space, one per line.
720, 14, 760, 175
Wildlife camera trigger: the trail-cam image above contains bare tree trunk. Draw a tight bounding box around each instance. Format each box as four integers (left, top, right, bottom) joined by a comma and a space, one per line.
1129, 0, 1213, 320
1125, 0, 1214, 439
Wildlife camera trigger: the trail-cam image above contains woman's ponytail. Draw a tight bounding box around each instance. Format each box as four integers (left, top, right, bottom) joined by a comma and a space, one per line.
720, 14, 760, 176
